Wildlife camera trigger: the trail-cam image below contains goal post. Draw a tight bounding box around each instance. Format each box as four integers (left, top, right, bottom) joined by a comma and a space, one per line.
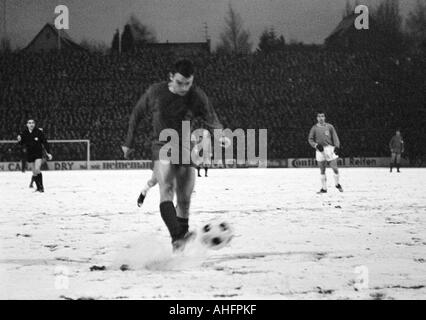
0, 139, 91, 170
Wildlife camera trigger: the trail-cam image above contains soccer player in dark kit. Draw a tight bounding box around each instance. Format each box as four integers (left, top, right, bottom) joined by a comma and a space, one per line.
308, 111, 343, 194
122, 59, 225, 251
389, 130, 404, 173
194, 131, 212, 177
17, 119, 53, 192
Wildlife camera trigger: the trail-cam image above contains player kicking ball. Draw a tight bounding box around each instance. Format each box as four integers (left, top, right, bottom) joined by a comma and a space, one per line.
122, 59, 225, 252
308, 111, 343, 194
17, 119, 53, 192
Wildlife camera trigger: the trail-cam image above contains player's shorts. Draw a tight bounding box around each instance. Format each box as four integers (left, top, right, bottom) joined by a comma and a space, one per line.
151, 142, 196, 167
27, 151, 43, 163
316, 146, 338, 162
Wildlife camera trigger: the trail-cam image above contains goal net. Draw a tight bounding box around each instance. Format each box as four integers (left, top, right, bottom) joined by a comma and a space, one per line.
0, 139, 91, 169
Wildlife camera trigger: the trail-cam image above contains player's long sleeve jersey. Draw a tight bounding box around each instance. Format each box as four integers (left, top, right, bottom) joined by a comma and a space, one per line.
124, 82, 223, 149
18, 127, 50, 154
308, 123, 340, 149
389, 135, 404, 153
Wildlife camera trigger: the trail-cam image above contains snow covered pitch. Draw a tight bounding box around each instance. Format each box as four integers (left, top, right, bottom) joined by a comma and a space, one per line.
0, 168, 425, 299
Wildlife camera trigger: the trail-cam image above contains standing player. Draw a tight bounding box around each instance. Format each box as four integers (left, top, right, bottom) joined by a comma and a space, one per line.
308, 112, 343, 193
122, 59, 225, 251
17, 119, 53, 192
196, 162, 209, 177
195, 131, 212, 177
389, 130, 404, 173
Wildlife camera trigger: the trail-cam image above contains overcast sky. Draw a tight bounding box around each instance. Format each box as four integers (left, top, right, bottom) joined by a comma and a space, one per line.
2, 0, 419, 49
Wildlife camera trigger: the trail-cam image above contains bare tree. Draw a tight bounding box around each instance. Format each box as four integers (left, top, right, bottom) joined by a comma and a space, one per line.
258, 27, 285, 53
371, 0, 406, 51
406, 0, 426, 51
121, 24, 134, 53
128, 14, 157, 45
111, 29, 120, 54
374, 0, 402, 33
217, 3, 251, 54
343, 0, 361, 18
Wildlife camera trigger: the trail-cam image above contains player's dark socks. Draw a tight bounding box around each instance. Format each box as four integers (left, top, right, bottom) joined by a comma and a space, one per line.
397, 165, 401, 173
39, 173, 44, 188
160, 201, 182, 242
172, 230, 196, 252
36, 173, 44, 192
317, 188, 327, 194
204, 168, 208, 177
29, 176, 35, 188
34, 174, 41, 190
336, 184, 343, 192
177, 217, 189, 235
197, 168, 201, 177
137, 192, 145, 207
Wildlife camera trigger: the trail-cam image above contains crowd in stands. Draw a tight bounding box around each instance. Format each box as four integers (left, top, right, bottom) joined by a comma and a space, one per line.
0, 46, 425, 164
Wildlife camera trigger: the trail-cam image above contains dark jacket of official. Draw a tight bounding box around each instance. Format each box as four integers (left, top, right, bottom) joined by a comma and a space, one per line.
18, 127, 50, 155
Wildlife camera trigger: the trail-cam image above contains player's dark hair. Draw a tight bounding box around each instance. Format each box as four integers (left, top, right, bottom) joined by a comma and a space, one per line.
171, 59, 194, 78
316, 111, 325, 116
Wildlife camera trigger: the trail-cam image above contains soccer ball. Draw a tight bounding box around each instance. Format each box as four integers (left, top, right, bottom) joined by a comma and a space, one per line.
200, 220, 234, 250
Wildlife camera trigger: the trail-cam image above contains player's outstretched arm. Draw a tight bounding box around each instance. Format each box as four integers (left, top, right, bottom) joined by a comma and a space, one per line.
196, 88, 223, 131
39, 130, 53, 160
17, 128, 27, 144
331, 125, 340, 148
122, 89, 150, 158
121, 146, 134, 160
308, 126, 317, 148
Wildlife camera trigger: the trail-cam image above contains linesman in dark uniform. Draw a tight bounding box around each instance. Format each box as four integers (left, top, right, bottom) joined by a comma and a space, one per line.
17, 119, 53, 192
